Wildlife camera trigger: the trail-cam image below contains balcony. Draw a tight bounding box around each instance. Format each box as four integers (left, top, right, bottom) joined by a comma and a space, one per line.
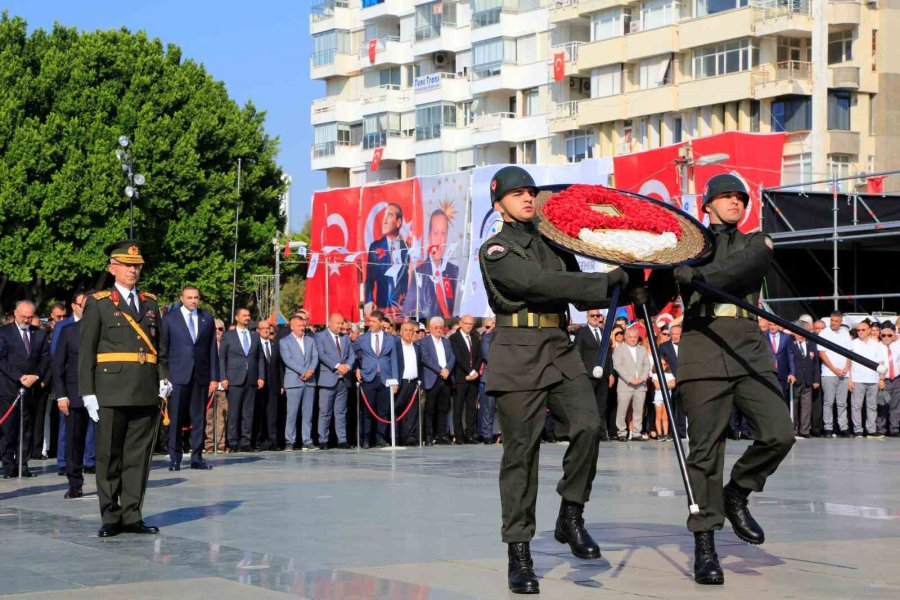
310, 96, 362, 125
577, 37, 626, 70
829, 65, 860, 90
625, 85, 678, 119
413, 21, 467, 56
360, 36, 414, 68
752, 0, 813, 37
310, 51, 360, 79
471, 113, 549, 145
577, 95, 627, 126
829, 130, 860, 156
549, 0, 584, 24
360, 0, 409, 21
469, 61, 549, 94
752, 61, 812, 99
827, 0, 861, 26
360, 85, 411, 115
679, 8, 754, 50
679, 71, 753, 109
361, 132, 415, 161
310, 0, 357, 35
625, 25, 678, 62
470, 2, 548, 44
414, 126, 472, 154
549, 101, 580, 134
551, 41, 587, 77
311, 141, 361, 171
413, 72, 471, 104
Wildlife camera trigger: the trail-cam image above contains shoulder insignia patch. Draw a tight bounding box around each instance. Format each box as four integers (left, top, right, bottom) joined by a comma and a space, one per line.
92, 291, 111, 300
141, 292, 157, 301
482, 244, 508, 261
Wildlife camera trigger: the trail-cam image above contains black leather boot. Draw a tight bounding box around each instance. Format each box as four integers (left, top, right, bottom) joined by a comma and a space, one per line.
507, 542, 540, 594
554, 499, 601, 559
723, 481, 765, 545
693, 531, 724, 585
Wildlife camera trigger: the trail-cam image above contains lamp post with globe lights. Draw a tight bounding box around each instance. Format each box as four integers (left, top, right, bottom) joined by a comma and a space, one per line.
115, 135, 146, 238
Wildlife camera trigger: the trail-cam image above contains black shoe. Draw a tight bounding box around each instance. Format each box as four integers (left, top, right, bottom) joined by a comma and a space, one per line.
258, 441, 272, 451
301, 443, 318, 451
507, 542, 540, 594
723, 481, 765, 545
337, 442, 351, 449
57, 467, 66, 476
98, 523, 122, 538
838, 431, 852, 438
19, 469, 37, 478
190, 461, 213, 470
318, 443, 328, 450
239, 445, 254, 452
435, 436, 451, 445
361, 443, 370, 449
168, 463, 181, 472
63, 486, 83, 499
84, 465, 96, 474
122, 520, 159, 534
554, 499, 601, 559
424, 437, 434, 446
375, 442, 389, 448
693, 531, 724, 585
464, 436, 477, 445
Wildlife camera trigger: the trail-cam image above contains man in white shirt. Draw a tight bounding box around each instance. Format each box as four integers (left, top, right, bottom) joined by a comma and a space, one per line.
848, 319, 887, 438
396, 322, 422, 445
818, 311, 853, 437
612, 327, 652, 441
880, 324, 900, 437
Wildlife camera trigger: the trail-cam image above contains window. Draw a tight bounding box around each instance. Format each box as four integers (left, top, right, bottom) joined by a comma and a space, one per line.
522, 140, 537, 164
828, 30, 853, 65
379, 67, 401, 88
312, 30, 351, 65
471, 0, 503, 28
828, 154, 855, 192
565, 130, 594, 163
523, 88, 539, 116
591, 65, 622, 97
363, 112, 400, 149
640, 0, 676, 31
692, 39, 757, 79
314, 123, 338, 156
777, 37, 802, 63
462, 101, 475, 126
638, 54, 672, 89
782, 153, 812, 189
672, 116, 683, 143
472, 38, 515, 78
771, 96, 811, 132
416, 152, 457, 176
591, 8, 630, 41
416, 103, 457, 140
362, 0, 385, 7
516, 34, 537, 64
828, 92, 851, 131
869, 94, 876, 135
750, 99, 760, 132
415, 1, 456, 41
695, 0, 748, 18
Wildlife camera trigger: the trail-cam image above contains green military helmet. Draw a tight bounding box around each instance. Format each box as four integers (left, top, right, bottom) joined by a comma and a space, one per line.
490, 166, 539, 204
701, 173, 750, 208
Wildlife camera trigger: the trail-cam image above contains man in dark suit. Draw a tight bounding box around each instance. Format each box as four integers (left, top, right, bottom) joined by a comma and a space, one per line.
573, 311, 611, 440
315, 312, 355, 449
420, 316, 456, 445
478, 320, 498, 444
788, 323, 819, 437
396, 321, 422, 446
364, 203, 409, 315
766, 321, 796, 399
0, 300, 51, 478
658, 324, 686, 438
255, 319, 283, 451
161, 285, 219, 470
403, 209, 459, 321
53, 292, 89, 497
219, 307, 265, 452
449, 314, 482, 443
353, 310, 399, 448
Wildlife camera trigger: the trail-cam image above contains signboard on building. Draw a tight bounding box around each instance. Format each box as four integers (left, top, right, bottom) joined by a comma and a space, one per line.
413, 73, 442, 92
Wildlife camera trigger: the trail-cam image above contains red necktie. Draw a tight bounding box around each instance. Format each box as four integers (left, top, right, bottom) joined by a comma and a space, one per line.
770, 334, 778, 368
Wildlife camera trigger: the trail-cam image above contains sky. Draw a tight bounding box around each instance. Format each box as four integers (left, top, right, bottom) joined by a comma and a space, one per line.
3, 0, 324, 232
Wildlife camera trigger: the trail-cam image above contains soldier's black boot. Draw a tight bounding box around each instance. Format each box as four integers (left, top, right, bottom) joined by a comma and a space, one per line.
693, 531, 724, 585
507, 542, 539, 594
554, 499, 601, 559
723, 480, 765, 545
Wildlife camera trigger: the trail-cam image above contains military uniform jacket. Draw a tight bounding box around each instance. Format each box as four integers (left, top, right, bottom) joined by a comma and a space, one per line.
78, 288, 168, 407
479, 221, 613, 394
679, 223, 775, 383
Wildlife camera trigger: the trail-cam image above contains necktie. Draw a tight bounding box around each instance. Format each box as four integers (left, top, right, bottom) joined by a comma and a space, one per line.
800, 341, 805, 357
264, 340, 271, 361
188, 312, 197, 343
771, 334, 778, 368
335, 334, 341, 354
127, 291, 135, 312
889, 346, 896, 380
465, 334, 473, 368
21, 329, 31, 354
593, 328, 601, 345
241, 330, 250, 355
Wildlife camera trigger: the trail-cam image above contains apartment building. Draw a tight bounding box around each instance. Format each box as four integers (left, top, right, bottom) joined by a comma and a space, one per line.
310, 0, 900, 190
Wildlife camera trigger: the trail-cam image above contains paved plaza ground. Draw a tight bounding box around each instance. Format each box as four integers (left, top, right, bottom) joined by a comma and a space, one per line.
1, 437, 899, 599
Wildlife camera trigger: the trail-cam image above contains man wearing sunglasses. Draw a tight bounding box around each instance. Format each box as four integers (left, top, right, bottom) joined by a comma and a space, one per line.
880, 324, 900, 437
574, 311, 611, 440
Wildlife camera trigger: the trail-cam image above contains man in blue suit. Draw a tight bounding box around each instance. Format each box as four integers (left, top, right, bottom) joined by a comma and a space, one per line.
353, 310, 399, 448
315, 312, 355, 449
161, 286, 219, 470
219, 308, 265, 452
402, 209, 459, 321
53, 298, 88, 498
420, 316, 456, 445
364, 203, 409, 315
765, 321, 796, 399
478, 319, 498, 444
280, 313, 319, 450
0, 300, 50, 478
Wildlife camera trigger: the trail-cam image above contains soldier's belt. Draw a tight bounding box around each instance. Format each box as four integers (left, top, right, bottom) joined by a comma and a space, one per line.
496, 312, 564, 328
689, 304, 757, 320
96, 352, 158, 365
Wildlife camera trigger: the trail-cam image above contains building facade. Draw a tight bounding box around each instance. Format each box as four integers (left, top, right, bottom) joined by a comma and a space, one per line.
310, 0, 899, 191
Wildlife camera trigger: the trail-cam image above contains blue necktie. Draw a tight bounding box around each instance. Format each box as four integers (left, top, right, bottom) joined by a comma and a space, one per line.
241, 330, 250, 355
188, 313, 197, 343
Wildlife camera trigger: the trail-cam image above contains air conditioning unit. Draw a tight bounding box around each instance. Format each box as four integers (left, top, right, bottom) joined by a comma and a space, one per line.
629, 21, 641, 34
581, 79, 591, 94
569, 78, 577, 89
433, 51, 449, 67
866, 0, 877, 6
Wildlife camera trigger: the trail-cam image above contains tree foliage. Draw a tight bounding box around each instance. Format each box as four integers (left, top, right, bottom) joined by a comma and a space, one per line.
0, 13, 284, 316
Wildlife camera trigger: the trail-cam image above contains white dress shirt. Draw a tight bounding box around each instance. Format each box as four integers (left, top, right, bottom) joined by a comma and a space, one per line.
819, 327, 853, 377
180, 305, 198, 341
850, 338, 886, 385
292, 333, 305, 355
462, 332, 478, 377
431, 335, 447, 368
627, 344, 639, 378
114, 283, 139, 312
371, 331, 383, 355
401, 342, 418, 380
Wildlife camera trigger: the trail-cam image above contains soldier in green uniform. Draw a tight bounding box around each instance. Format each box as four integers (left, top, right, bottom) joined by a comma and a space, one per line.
79, 240, 169, 538
479, 167, 639, 595
672, 174, 795, 585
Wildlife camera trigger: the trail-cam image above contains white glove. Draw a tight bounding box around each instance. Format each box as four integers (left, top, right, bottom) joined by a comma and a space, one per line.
592, 366, 604, 379
159, 380, 173, 397
83, 395, 100, 422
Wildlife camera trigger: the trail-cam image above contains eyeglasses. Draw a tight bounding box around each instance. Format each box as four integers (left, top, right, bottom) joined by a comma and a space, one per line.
882, 333, 894, 338
216, 327, 224, 331
588, 314, 601, 318
660, 332, 670, 336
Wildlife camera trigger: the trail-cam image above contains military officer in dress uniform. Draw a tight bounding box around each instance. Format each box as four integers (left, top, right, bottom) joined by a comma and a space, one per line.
672, 174, 795, 585
479, 166, 638, 595
79, 240, 170, 538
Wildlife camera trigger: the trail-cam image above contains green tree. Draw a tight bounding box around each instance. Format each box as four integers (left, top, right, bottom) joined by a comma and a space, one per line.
0, 13, 284, 316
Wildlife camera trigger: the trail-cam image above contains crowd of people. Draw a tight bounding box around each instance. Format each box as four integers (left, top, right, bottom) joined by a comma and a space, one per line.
2, 291, 898, 487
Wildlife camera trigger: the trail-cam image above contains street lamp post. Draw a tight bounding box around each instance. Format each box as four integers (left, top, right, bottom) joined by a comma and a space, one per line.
230, 158, 242, 324
115, 136, 146, 238
675, 143, 730, 207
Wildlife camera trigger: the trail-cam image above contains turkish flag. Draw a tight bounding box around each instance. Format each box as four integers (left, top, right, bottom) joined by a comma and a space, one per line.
553, 52, 565, 82
368, 39, 377, 63
867, 176, 885, 194
614, 142, 684, 205
283, 240, 291, 258
305, 187, 362, 325
371, 147, 384, 172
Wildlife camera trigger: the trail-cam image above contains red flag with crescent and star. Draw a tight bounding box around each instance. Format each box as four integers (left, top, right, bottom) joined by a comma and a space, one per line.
368, 39, 377, 63
553, 52, 565, 82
